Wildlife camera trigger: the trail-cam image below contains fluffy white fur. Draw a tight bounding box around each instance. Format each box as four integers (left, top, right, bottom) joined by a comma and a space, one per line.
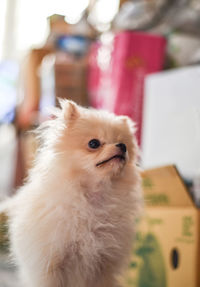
1, 100, 142, 287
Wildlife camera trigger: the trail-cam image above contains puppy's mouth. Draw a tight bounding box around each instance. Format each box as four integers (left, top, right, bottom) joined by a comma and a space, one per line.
96, 154, 126, 167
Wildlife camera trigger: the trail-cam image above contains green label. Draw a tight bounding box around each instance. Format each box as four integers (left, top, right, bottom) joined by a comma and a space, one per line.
135, 233, 167, 287
182, 216, 194, 237
142, 177, 154, 189
145, 194, 169, 206
148, 217, 163, 226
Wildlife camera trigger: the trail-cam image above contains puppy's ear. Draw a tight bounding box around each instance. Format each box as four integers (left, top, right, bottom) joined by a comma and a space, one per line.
119, 115, 137, 134
59, 99, 80, 122
65, 101, 80, 122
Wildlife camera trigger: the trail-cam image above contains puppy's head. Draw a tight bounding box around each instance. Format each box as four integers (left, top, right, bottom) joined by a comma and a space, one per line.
43, 100, 138, 181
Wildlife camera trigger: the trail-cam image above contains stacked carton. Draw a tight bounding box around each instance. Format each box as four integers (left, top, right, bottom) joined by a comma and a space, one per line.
54, 54, 88, 107
124, 165, 199, 287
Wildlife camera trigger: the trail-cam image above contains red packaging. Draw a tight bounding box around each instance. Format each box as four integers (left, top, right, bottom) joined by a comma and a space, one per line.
88, 32, 166, 145
87, 42, 101, 108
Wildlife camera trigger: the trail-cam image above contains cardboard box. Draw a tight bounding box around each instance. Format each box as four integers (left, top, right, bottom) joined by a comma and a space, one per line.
17, 48, 52, 129
0, 213, 8, 252
54, 53, 88, 107
124, 165, 200, 287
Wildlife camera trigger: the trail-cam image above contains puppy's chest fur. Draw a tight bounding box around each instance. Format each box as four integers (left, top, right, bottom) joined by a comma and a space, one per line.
11, 180, 134, 284
51, 184, 133, 275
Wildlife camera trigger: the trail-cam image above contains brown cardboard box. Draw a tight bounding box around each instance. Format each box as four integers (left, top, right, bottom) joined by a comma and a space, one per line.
18, 48, 88, 129
124, 165, 199, 287
17, 48, 53, 129
0, 213, 8, 251
54, 54, 88, 107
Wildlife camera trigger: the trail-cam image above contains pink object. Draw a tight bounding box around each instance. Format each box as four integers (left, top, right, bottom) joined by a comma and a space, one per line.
88, 32, 166, 145
87, 42, 101, 108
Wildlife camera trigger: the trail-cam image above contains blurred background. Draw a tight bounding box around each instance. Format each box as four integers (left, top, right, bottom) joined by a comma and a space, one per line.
0, 0, 200, 286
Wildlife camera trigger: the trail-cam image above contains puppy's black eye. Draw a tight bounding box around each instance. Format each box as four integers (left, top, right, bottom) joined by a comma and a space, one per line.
88, 139, 101, 149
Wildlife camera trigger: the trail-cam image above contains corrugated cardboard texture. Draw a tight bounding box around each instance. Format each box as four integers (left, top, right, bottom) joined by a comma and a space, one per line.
125, 208, 198, 287
124, 165, 199, 287
141, 165, 194, 207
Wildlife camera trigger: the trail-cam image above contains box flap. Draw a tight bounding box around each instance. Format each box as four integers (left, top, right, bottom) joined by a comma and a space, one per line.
142, 165, 194, 207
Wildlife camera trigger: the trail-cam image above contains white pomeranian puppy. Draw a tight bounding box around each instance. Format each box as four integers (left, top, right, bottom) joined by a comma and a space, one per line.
0, 100, 142, 287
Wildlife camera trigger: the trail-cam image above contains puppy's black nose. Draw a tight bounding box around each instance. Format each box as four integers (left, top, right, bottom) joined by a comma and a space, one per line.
116, 143, 127, 153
